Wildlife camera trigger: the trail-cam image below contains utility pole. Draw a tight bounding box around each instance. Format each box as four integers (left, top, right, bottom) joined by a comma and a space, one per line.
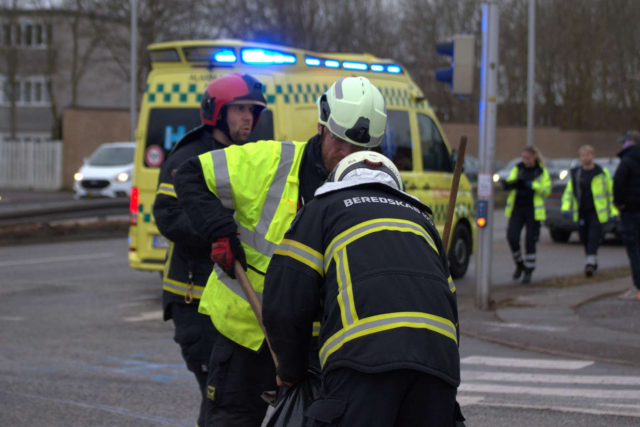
476, 1, 500, 310
130, 0, 138, 142
526, 0, 535, 146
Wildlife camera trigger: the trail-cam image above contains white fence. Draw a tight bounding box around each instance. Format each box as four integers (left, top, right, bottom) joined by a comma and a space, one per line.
0, 140, 63, 191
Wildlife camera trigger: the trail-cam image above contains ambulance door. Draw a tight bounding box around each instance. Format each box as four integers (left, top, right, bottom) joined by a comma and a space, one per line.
414, 112, 454, 234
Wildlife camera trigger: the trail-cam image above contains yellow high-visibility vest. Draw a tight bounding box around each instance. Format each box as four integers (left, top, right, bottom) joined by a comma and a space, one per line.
561, 167, 619, 223
197, 140, 305, 351
505, 164, 551, 221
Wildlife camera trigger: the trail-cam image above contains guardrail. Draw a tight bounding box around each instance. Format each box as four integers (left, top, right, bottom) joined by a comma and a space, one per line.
0, 198, 129, 227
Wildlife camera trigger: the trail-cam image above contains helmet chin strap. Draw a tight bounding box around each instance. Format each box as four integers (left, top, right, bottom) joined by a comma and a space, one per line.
216, 107, 240, 145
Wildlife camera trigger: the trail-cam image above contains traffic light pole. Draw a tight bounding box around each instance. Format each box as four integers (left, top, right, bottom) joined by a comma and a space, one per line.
476, 1, 500, 310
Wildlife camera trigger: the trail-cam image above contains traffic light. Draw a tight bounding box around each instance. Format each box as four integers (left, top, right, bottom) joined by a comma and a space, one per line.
435, 34, 475, 95
476, 200, 488, 228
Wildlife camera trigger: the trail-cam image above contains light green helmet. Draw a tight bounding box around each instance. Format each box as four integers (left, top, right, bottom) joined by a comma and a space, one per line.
316, 76, 387, 148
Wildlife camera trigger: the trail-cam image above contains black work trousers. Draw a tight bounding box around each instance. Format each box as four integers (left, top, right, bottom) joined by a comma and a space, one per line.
578, 210, 602, 263
204, 335, 277, 427
205, 335, 322, 427
304, 368, 461, 427
621, 211, 640, 290
171, 303, 220, 427
507, 204, 541, 270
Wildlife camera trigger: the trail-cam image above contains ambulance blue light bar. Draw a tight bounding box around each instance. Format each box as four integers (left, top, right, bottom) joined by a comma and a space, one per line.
214, 50, 237, 63
305, 57, 321, 67
343, 61, 368, 71
371, 64, 385, 72
387, 65, 402, 74
241, 48, 296, 65
324, 59, 340, 68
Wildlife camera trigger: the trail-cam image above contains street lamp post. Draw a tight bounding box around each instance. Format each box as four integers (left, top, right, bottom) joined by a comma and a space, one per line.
130, 0, 137, 142
527, 0, 535, 147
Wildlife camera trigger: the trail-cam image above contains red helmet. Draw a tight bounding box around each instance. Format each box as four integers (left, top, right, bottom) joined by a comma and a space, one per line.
200, 73, 267, 130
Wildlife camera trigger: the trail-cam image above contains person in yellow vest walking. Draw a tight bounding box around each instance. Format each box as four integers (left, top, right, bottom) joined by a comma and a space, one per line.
561, 145, 618, 277
174, 76, 387, 427
503, 146, 551, 284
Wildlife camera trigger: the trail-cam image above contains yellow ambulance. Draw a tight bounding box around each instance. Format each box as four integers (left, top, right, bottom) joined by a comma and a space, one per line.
128, 39, 475, 278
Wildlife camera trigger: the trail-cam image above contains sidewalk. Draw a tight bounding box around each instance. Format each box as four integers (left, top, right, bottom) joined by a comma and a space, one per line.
458, 276, 640, 366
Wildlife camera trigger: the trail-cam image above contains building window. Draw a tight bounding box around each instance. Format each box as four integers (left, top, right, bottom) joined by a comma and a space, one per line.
1, 21, 49, 47
0, 76, 50, 106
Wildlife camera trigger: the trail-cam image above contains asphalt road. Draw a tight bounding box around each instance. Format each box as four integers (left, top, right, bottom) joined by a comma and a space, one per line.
1, 238, 638, 426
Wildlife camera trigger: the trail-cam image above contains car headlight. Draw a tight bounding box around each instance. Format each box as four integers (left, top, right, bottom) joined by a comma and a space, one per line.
559, 170, 568, 180
493, 174, 500, 183
74, 173, 83, 182
116, 172, 130, 182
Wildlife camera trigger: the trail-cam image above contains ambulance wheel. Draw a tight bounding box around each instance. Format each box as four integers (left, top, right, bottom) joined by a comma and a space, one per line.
449, 224, 471, 279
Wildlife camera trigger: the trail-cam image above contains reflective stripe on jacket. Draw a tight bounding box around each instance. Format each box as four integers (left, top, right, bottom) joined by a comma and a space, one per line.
197, 140, 305, 351
505, 164, 551, 221
561, 166, 618, 223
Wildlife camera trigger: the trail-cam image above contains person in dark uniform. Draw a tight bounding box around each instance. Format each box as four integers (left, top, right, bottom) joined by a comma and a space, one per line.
263, 151, 464, 427
561, 145, 618, 277
614, 130, 640, 301
153, 73, 267, 427
503, 146, 551, 284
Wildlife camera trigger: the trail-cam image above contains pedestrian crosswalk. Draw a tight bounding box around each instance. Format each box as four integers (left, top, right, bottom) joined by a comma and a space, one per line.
458, 356, 640, 418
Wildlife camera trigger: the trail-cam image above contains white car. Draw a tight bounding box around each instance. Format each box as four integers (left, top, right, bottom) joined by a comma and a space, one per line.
73, 142, 136, 199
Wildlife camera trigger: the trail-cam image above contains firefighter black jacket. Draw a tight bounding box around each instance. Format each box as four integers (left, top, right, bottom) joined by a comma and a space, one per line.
153, 126, 224, 318
263, 181, 460, 387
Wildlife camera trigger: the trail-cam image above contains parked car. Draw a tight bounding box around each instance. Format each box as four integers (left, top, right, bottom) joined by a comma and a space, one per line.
493, 157, 574, 185
73, 142, 136, 199
545, 157, 620, 243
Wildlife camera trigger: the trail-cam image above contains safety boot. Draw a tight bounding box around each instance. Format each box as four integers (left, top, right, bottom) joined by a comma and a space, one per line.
585, 264, 595, 278
512, 261, 525, 280
522, 268, 533, 284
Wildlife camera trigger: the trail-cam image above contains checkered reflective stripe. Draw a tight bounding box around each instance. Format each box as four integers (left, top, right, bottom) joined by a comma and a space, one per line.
144, 81, 428, 109
430, 202, 474, 223
138, 203, 155, 224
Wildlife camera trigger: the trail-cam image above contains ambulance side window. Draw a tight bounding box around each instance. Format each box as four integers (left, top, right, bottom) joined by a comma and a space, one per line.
418, 113, 452, 172
375, 110, 412, 171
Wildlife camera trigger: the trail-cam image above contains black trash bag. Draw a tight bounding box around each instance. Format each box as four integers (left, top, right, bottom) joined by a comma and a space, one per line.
265, 368, 321, 427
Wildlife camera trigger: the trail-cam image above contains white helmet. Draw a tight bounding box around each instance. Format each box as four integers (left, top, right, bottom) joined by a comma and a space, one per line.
327, 151, 403, 191
316, 76, 387, 147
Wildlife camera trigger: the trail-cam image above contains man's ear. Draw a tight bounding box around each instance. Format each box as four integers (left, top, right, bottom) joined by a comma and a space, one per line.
317, 123, 322, 135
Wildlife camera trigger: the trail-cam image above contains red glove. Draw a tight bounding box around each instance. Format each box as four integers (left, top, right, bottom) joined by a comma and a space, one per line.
211, 234, 246, 279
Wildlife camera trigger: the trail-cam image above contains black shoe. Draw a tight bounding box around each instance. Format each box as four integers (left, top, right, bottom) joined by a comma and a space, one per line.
513, 262, 525, 280
585, 264, 595, 278
523, 268, 533, 284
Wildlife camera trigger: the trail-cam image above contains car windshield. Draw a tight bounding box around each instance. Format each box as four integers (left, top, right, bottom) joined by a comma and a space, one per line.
89, 146, 135, 166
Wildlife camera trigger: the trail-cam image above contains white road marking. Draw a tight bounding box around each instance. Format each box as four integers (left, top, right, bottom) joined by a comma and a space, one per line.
0, 316, 24, 321
483, 321, 569, 333
457, 396, 484, 406
459, 383, 640, 400
469, 401, 640, 418
462, 371, 640, 386
0, 252, 115, 267
124, 311, 163, 322
461, 356, 594, 370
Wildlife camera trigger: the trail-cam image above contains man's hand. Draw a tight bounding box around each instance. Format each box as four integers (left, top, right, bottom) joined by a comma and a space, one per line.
211, 234, 247, 279
562, 211, 572, 220
276, 375, 295, 387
